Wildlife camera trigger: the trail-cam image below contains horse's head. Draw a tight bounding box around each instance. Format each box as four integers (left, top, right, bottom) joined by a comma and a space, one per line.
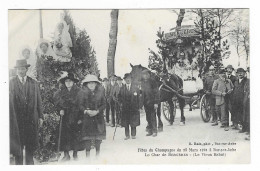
129, 63, 147, 85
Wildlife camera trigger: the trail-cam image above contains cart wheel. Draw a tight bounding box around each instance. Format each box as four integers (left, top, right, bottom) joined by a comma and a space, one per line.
200, 94, 211, 122
162, 100, 176, 122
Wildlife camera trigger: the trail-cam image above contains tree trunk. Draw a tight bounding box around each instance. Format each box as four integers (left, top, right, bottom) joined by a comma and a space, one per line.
176, 9, 185, 59
107, 9, 119, 78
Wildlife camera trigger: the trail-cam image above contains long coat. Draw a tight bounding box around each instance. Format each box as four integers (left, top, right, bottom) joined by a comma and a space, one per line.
79, 85, 106, 141
53, 84, 82, 151
119, 84, 141, 127
203, 74, 219, 98
9, 91, 22, 157
9, 76, 43, 151
232, 77, 248, 104
243, 79, 250, 124
212, 78, 234, 106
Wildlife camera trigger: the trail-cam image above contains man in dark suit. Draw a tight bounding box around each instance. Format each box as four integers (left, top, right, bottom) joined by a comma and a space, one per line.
106, 75, 118, 127
232, 68, 248, 131
141, 69, 160, 137
225, 65, 237, 127
9, 59, 43, 165
119, 73, 141, 140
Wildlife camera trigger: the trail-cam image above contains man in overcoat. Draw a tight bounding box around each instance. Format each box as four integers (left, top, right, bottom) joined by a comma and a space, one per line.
225, 65, 237, 127
212, 69, 234, 131
141, 69, 160, 137
119, 73, 141, 140
243, 78, 250, 140
203, 65, 219, 125
9, 59, 43, 165
232, 68, 248, 131
113, 76, 123, 126
106, 75, 118, 127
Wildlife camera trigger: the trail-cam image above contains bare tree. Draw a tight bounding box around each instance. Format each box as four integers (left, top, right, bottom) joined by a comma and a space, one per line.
107, 9, 119, 77
229, 10, 249, 67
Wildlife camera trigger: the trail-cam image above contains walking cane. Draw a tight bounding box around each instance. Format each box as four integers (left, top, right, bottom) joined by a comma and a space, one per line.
56, 114, 63, 161
113, 100, 120, 140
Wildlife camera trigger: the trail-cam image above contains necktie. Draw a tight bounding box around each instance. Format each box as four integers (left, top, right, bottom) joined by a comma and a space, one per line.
128, 85, 130, 91
22, 77, 25, 84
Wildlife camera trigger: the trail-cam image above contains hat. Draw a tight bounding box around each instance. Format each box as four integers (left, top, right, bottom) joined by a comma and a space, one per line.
236, 68, 246, 73
209, 65, 215, 70
123, 73, 131, 79
109, 75, 117, 81
14, 59, 31, 68
59, 72, 79, 84
226, 65, 234, 70
102, 78, 108, 82
117, 76, 123, 81
218, 69, 226, 75
82, 74, 100, 84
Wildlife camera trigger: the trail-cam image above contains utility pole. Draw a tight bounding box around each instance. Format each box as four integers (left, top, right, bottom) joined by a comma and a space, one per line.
39, 10, 43, 38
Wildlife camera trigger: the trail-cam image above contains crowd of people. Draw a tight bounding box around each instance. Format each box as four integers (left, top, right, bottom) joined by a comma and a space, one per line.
203, 65, 250, 139
9, 59, 250, 165
9, 59, 160, 164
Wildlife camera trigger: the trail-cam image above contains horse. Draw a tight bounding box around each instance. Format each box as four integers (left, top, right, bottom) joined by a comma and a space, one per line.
130, 64, 188, 131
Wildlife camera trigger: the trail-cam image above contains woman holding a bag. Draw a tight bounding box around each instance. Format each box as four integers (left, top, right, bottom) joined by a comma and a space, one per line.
79, 74, 106, 159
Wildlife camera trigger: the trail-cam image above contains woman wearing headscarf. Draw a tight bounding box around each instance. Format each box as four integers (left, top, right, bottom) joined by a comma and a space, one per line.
19, 46, 37, 80
53, 72, 82, 161
79, 74, 106, 159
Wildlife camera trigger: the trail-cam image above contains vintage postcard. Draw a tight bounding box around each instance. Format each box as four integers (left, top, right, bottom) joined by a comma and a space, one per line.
8, 8, 250, 165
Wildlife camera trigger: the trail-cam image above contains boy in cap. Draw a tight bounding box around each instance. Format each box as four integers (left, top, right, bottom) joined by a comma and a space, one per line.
212, 69, 234, 131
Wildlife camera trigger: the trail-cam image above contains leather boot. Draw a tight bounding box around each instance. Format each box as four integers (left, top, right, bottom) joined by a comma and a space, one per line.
86, 150, 90, 158
61, 151, 70, 161
73, 151, 78, 160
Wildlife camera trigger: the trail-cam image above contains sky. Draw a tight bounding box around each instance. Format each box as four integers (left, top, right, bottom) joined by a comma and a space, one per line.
9, 9, 249, 78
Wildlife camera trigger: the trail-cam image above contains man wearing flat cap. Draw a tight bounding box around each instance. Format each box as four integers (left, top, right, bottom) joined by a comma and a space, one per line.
232, 68, 248, 132
212, 69, 234, 130
203, 65, 219, 125
141, 69, 160, 137
9, 59, 43, 165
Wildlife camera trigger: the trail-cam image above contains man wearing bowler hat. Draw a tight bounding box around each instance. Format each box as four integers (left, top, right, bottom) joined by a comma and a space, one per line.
232, 68, 248, 131
9, 59, 43, 165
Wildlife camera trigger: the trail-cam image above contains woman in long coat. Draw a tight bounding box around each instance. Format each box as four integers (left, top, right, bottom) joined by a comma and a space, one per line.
119, 73, 141, 140
79, 74, 106, 159
53, 72, 82, 161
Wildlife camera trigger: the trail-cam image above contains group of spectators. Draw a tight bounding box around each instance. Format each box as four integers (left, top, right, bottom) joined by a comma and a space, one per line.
203, 65, 250, 140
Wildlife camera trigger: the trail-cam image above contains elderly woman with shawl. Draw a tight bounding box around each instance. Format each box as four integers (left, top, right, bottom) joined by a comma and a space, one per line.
79, 75, 106, 159
53, 72, 82, 161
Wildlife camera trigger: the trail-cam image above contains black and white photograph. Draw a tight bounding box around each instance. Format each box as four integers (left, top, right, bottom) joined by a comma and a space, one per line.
3, 1, 257, 167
